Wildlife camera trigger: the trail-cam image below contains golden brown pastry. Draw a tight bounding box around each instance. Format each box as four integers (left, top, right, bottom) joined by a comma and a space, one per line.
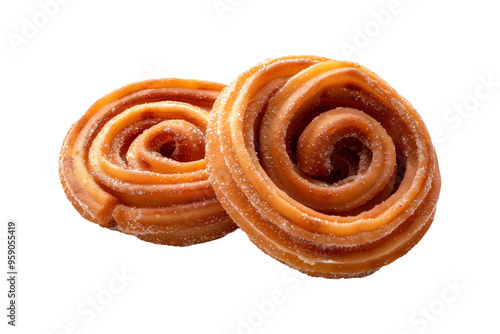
60, 79, 236, 245
206, 56, 441, 278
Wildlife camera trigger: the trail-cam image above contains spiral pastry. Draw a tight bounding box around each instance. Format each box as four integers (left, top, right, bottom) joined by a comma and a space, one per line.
206, 56, 441, 278
60, 79, 236, 246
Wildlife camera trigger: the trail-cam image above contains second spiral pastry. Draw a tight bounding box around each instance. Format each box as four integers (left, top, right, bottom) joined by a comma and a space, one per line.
206, 56, 441, 278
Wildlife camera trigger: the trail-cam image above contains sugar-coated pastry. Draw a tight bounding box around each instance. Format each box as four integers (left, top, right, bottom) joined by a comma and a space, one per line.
206, 56, 441, 278
60, 79, 236, 245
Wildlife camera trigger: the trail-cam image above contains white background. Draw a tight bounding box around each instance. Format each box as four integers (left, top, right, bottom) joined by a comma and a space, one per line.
1, 0, 499, 333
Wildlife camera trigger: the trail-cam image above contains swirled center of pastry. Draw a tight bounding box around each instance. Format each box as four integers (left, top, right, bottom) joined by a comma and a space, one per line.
127, 119, 206, 172
296, 107, 396, 191
260, 106, 398, 214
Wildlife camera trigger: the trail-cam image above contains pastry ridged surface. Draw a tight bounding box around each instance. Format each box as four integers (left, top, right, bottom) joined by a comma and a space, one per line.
206, 56, 441, 278
60, 79, 236, 246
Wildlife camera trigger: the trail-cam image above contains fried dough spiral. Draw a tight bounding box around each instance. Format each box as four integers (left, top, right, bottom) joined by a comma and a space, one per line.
60, 79, 236, 246
206, 56, 441, 278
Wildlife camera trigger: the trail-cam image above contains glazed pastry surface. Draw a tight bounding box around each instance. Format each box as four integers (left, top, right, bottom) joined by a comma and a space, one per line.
206, 56, 441, 278
60, 79, 236, 245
